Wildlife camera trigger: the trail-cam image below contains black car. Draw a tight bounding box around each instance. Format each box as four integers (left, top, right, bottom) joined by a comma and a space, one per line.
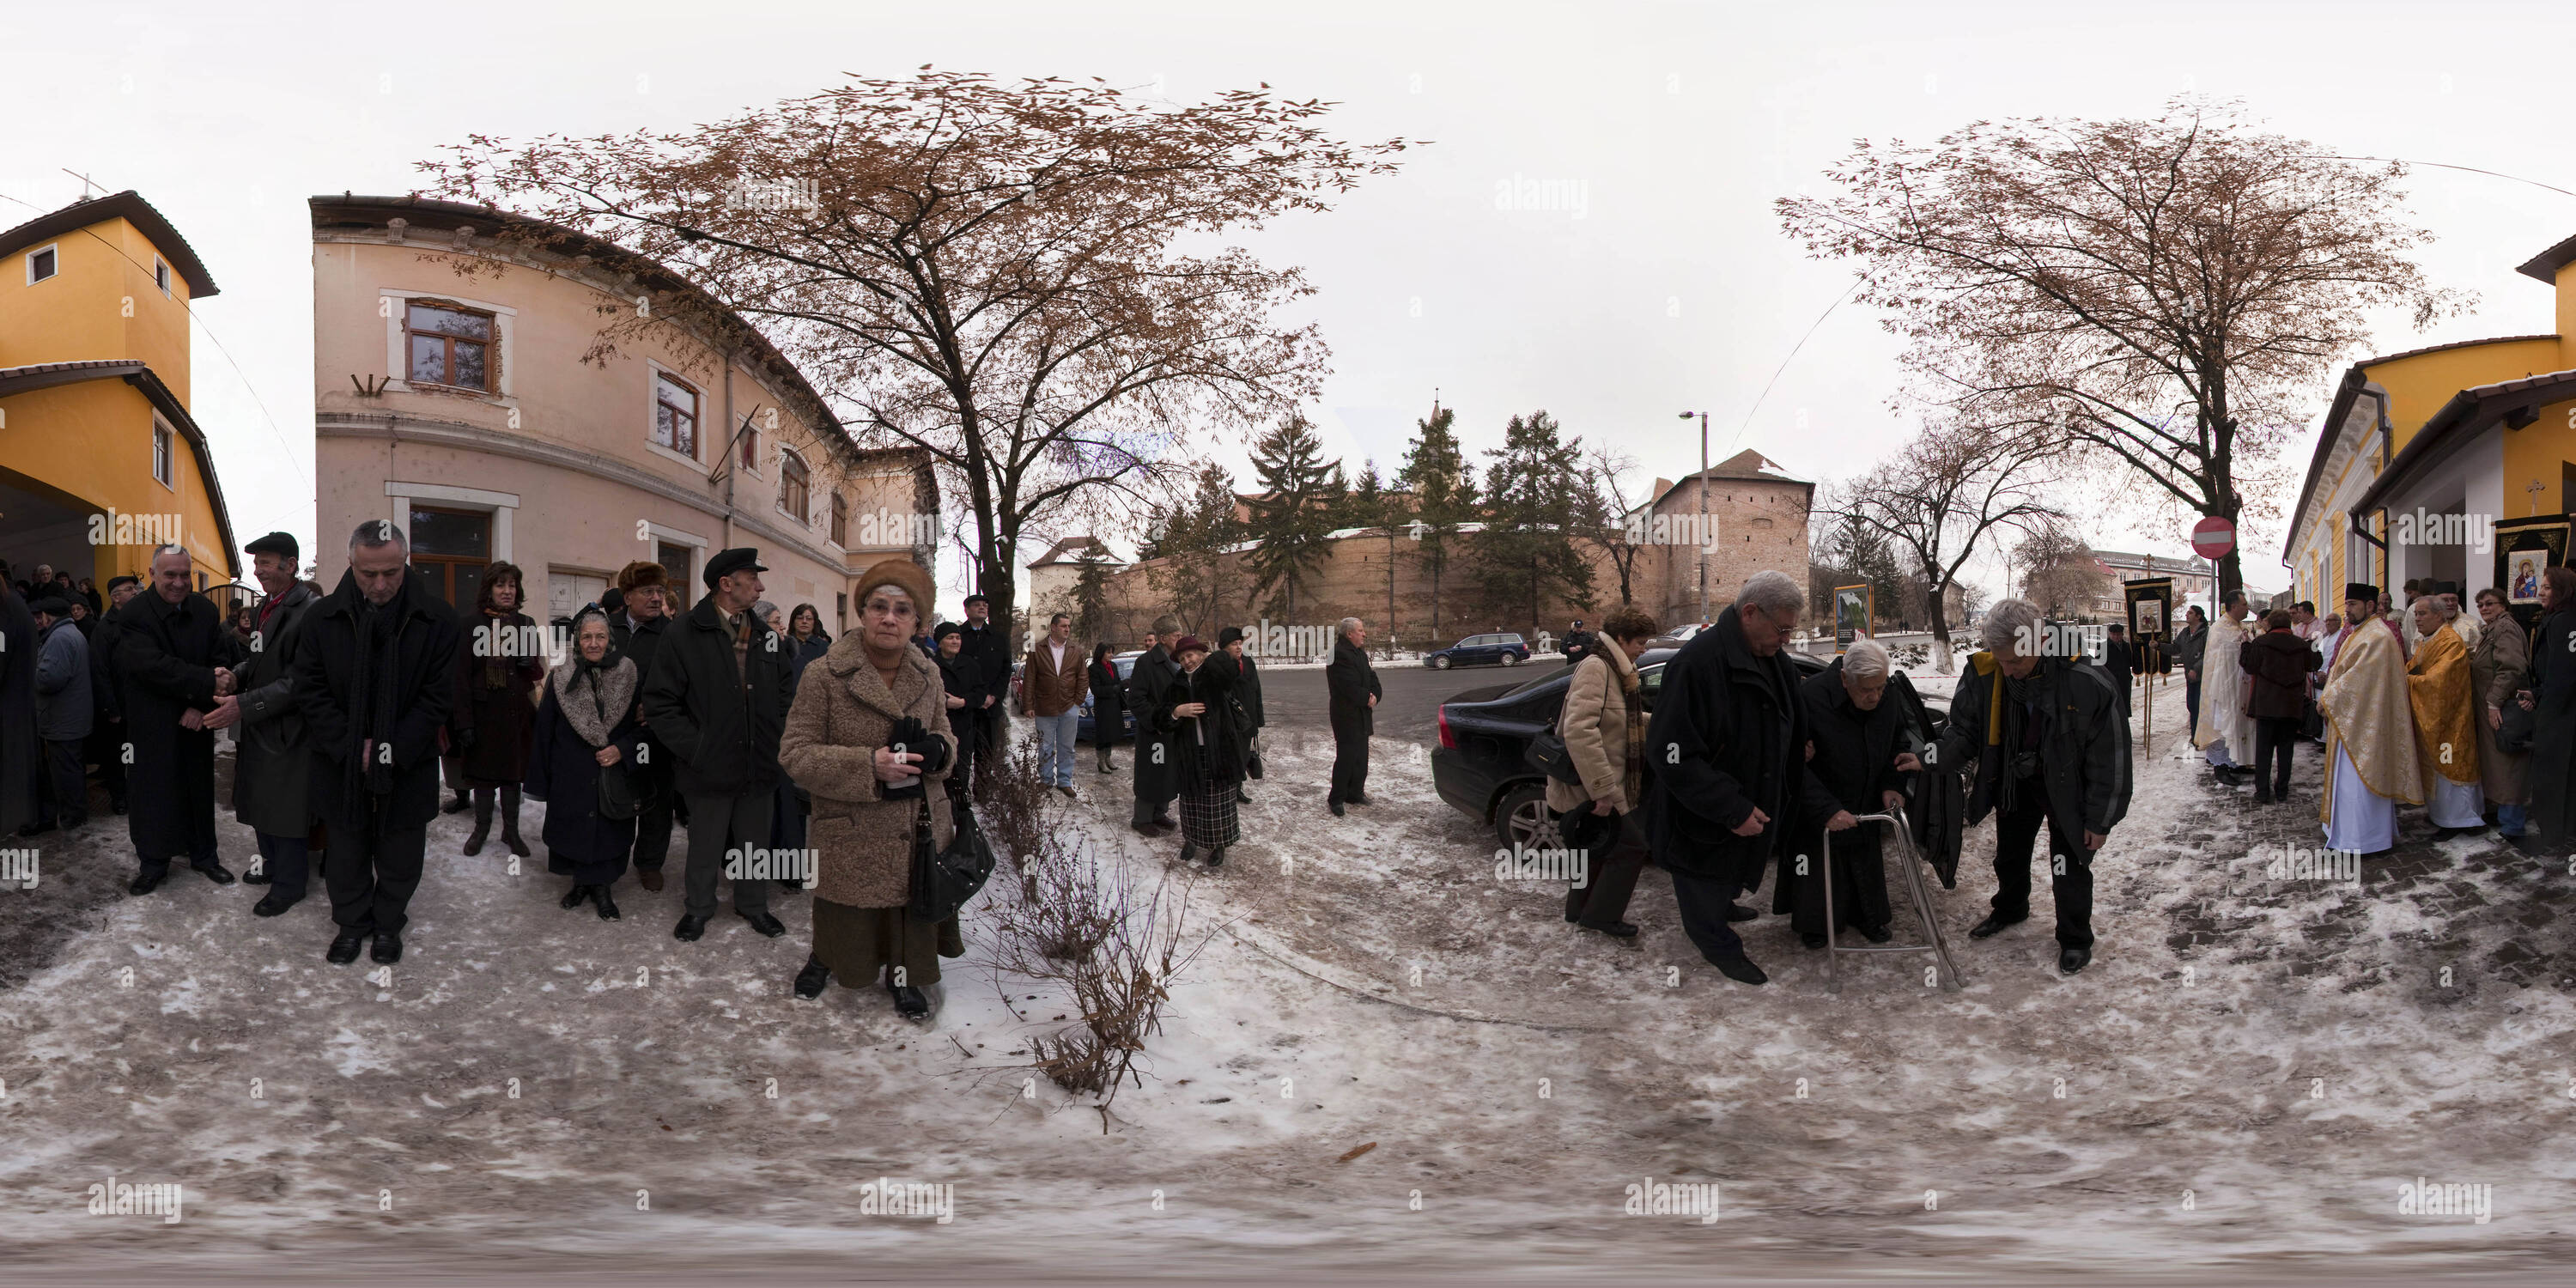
1431, 648, 1961, 874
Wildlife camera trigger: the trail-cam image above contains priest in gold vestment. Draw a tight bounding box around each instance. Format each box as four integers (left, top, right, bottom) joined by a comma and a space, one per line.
2319, 583, 2422, 854
2407, 596, 2484, 838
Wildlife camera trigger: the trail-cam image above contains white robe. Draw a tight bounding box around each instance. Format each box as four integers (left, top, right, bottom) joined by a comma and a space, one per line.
2195, 616, 2254, 768
2427, 775, 2485, 829
2324, 743, 2397, 853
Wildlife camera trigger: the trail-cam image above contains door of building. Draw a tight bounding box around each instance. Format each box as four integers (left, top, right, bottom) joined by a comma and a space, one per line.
410, 504, 491, 611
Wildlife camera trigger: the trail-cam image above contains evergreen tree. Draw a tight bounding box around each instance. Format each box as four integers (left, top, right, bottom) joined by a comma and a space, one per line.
1470, 410, 1595, 637
1396, 404, 1478, 640
1141, 465, 1248, 636
1071, 548, 1115, 643
1244, 413, 1346, 621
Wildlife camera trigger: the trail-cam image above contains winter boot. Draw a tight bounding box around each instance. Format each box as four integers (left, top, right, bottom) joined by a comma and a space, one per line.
501, 785, 531, 858
463, 788, 493, 856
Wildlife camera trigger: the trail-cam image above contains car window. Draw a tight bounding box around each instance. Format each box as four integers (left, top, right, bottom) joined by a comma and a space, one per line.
1638, 662, 1664, 706
1502, 635, 1525, 647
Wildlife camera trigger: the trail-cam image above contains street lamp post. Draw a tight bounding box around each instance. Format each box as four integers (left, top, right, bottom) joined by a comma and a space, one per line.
1678, 410, 1708, 623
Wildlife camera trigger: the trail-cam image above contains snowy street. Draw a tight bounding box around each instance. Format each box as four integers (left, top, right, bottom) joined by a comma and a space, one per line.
1, 671, 2570, 1281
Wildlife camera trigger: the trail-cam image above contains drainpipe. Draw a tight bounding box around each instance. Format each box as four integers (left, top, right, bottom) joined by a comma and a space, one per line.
721, 352, 738, 552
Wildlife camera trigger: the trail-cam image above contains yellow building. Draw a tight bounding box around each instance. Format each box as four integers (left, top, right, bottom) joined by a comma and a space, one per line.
0, 191, 241, 594
2283, 231, 2576, 619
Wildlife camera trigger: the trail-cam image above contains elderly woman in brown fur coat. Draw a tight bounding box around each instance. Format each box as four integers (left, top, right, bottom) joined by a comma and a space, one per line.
779, 559, 958, 1019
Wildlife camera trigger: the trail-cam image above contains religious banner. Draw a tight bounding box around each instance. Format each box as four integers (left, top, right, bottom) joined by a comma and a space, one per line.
2493, 516, 2567, 633
1834, 585, 1873, 653
2125, 576, 2174, 673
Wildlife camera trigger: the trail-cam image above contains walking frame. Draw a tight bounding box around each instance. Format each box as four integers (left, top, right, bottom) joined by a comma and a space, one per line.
1818, 805, 1965, 993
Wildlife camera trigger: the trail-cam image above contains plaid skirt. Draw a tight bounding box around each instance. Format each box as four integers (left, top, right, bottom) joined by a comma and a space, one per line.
1178, 782, 1241, 848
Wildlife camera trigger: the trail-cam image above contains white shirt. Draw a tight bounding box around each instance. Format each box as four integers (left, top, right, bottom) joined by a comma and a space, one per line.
1047, 641, 1068, 672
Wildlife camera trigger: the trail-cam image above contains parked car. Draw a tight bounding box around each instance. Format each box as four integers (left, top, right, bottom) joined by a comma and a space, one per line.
1423, 632, 1532, 670
1644, 621, 1710, 650
1077, 650, 1143, 744
1431, 648, 1959, 871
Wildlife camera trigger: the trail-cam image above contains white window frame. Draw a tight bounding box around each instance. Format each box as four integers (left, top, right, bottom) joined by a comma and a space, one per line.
378, 289, 517, 404
384, 481, 519, 562
154, 256, 171, 296
644, 359, 710, 475
26, 243, 59, 284
151, 416, 175, 489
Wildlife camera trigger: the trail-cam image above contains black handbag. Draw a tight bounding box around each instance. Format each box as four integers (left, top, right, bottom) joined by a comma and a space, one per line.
1524, 729, 1586, 785
2499, 673, 2538, 755
597, 756, 651, 822
909, 794, 996, 923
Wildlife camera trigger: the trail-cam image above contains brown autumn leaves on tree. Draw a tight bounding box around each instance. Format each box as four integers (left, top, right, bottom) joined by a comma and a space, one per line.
1780, 98, 2464, 598
418, 70, 1414, 641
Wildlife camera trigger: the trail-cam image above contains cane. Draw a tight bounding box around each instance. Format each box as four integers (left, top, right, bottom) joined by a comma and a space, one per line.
1818, 805, 1965, 994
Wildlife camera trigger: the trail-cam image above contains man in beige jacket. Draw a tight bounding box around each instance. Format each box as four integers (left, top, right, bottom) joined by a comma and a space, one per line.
1022, 611, 1088, 797
1549, 606, 1662, 939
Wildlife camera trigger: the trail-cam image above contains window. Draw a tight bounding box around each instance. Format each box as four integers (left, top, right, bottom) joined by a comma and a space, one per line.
409, 505, 493, 610
27, 245, 58, 283
152, 421, 173, 486
780, 450, 811, 524
829, 491, 848, 546
654, 373, 699, 458
739, 423, 759, 473
154, 258, 171, 296
404, 301, 494, 390
835, 592, 848, 633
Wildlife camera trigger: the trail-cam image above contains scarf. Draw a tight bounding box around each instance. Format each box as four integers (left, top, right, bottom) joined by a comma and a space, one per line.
348, 593, 409, 799
553, 654, 637, 750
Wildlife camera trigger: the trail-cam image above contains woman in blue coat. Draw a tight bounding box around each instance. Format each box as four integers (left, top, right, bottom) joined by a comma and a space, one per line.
526, 608, 646, 920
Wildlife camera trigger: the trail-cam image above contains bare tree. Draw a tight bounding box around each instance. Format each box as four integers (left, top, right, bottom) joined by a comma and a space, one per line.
1820, 421, 2061, 672
422, 71, 1413, 645
1573, 444, 1648, 606
1780, 98, 2463, 598
2014, 518, 2113, 620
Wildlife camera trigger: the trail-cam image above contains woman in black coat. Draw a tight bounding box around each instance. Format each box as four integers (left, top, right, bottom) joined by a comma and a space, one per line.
457, 561, 544, 858
1157, 635, 1243, 866
2525, 566, 2576, 841
526, 609, 645, 920
1087, 641, 1124, 772
933, 623, 983, 799
1783, 645, 1923, 948
1216, 625, 1266, 797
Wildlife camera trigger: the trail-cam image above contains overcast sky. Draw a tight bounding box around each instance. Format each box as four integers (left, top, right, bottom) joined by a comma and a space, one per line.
11, 0, 2576, 605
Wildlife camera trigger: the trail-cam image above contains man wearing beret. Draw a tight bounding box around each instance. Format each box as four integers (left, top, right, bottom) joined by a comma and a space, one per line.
642, 547, 793, 941
232, 532, 323, 915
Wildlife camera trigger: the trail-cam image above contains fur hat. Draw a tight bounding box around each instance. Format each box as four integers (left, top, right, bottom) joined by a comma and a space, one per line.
854, 556, 935, 618
616, 561, 667, 594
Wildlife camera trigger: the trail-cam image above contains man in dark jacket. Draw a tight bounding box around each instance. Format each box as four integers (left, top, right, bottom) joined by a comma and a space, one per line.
1125, 616, 1182, 835
1562, 619, 1593, 668
610, 561, 676, 891
297, 522, 462, 964
27, 596, 91, 834
233, 532, 322, 916
2173, 606, 2208, 743
1217, 625, 1266, 799
1644, 573, 1844, 984
2241, 609, 2319, 805
957, 593, 1013, 778
1325, 617, 1382, 817
2099, 624, 2137, 720
641, 547, 793, 943
0, 564, 34, 841
115, 545, 246, 893
84, 574, 140, 816
1931, 598, 2132, 975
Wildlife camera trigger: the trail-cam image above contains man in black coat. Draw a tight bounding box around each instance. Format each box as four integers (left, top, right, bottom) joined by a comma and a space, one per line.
1125, 616, 1182, 835
1325, 617, 1382, 817
83, 574, 140, 816
1217, 625, 1266, 799
1643, 574, 1844, 985
0, 564, 39, 840
233, 533, 322, 917
114, 545, 246, 893
641, 547, 793, 942
1931, 598, 2132, 975
2099, 623, 2137, 720
297, 522, 463, 964
609, 561, 677, 891
957, 592, 1013, 778
1562, 619, 1593, 668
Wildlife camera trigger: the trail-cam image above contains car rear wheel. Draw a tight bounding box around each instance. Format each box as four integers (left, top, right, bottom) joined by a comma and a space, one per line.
1501, 653, 1519, 666
1431, 655, 1452, 669
1495, 782, 1560, 852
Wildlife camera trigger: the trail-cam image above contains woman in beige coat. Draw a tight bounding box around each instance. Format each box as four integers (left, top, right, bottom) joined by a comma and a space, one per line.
2470, 588, 2533, 849
1546, 605, 1660, 939
779, 559, 959, 1018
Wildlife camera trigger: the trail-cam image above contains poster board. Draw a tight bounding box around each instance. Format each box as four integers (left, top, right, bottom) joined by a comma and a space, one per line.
1834, 585, 1873, 653
2125, 577, 2174, 674
2494, 516, 2568, 634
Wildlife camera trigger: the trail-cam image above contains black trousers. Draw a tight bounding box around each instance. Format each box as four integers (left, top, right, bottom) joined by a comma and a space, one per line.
87, 717, 125, 806
1671, 870, 1747, 962
256, 830, 312, 902
630, 744, 674, 872
38, 738, 87, 828
974, 704, 1005, 775
1789, 823, 1891, 937
1328, 720, 1370, 802
1990, 781, 2093, 949
325, 807, 427, 934
1563, 809, 1649, 930
2252, 715, 2301, 796
682, 789, 774, 920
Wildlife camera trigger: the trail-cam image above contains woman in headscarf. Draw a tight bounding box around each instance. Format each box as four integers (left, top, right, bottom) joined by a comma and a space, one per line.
1087, 641, 1123, 774
525, 607, 643, 919
1157, 635, 1243, 866
933, 622, 983, 801
779, 559, 959, 1018
456, 561, 544, 857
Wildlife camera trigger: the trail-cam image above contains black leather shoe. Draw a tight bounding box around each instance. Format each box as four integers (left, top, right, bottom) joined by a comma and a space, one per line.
1177, 842, 1200, 865
1132, 820, 1162, 836
252, 893, 299, 918
243, 868, 272, 886
2252, 789, 2274, 805
593, 888, 620, 920
1327, 799, 1345, 817
1724, 902, 1759, 923
111, 798, 127, 815
741, 910, 787, 939
562, 884, 591, 910
1153, 815, 1176, 831
128, 869, 167, 896
326, 929, 368, 964
370, 933, 403, 964
1970, 912, 2026, 939
1859, 923, 1892, 944
890, 983, 932, 1019
673, 914, 708, 942
196, 862, 236, 886
443, 792, 471, 814
2058, 946, 2091, 975
794, 956, 831, 999
1581, 920, 1640, 939
1801, 933, 1828, 951
1705, 953, 1769, 985
1350, 794, 1373, 806
17, 821, 56, 837
1206, 846, 1226, 867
